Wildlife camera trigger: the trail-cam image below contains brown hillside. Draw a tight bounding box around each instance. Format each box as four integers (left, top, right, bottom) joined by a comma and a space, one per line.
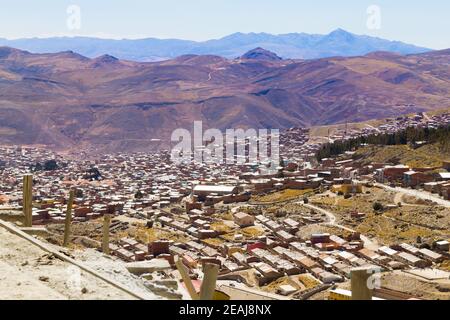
0, 47, 449, 153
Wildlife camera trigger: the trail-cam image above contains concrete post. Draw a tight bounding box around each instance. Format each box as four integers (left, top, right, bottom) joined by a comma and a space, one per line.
22, 175, 27, 226
175, 256, 199, 300
200, 263, 219, 300
351, 267, 374, 300
63, 189, 75, 247
23, 174, 33, 227
102, 214, 111, 255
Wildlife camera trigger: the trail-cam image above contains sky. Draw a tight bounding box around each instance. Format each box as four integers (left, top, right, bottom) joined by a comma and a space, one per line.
0, 0, 449, 49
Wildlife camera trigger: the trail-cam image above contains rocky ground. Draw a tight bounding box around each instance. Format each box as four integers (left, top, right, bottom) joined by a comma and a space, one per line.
310, 187, 450, 245
0, 226, 136, 300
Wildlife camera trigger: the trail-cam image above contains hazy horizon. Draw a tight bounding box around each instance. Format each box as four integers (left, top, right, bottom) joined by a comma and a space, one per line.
0, 0, 449, 50
0, 28, 436, 50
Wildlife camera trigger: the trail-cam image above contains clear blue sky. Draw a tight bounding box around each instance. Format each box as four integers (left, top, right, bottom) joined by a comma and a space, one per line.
0, 0, 449, 49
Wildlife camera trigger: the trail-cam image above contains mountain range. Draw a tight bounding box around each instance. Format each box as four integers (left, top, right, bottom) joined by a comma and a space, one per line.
0, 45, 449, 153
0, 29, 430, 61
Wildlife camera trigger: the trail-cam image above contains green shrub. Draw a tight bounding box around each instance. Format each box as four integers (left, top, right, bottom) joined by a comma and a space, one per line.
373, 202, 384, 212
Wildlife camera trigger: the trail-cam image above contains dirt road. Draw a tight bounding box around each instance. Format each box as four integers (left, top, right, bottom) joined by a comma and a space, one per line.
375, 183, 450, 208
299, 202, 379, 251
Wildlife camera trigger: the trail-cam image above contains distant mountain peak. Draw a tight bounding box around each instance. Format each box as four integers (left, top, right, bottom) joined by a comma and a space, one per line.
90, 54, 120, 68
0, 30, 431, 62
241, 47, 282, 61
57, 50, 89, 60
329, 28, 351, 34
94, 54, 119, 63
327, 28, 355, 40
0, 46, 28, 58
223, 32, 271, 39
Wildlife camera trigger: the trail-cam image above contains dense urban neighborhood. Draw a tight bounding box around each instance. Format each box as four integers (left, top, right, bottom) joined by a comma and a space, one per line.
1, 111, 449, 300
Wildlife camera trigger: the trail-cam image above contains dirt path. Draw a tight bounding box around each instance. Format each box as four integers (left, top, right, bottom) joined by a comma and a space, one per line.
231, 197, 380, 250
299, 202, 379, 251
375, 183, 450, 208
0, 226, 136, 300
393, 192, 404, 205
393, 192, 427, 207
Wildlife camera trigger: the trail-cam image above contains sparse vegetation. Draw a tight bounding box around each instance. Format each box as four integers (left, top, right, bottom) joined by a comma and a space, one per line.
252, 189, 313, 203
373, 202, 384, 212
354, 143, 449, 167
134, 190, 144, 199
316, 125, 450, 161
298, 274, 320, 289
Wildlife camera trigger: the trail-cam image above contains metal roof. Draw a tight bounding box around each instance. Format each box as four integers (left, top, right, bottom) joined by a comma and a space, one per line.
193, 185, 236, 193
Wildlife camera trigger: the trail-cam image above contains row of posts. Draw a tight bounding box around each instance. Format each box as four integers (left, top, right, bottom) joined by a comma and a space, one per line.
22, 173, 220, 299
22, 174, 375, 300
22, 174, 111, 254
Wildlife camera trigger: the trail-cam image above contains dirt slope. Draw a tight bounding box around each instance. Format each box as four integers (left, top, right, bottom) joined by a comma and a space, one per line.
0, 226, 136, 300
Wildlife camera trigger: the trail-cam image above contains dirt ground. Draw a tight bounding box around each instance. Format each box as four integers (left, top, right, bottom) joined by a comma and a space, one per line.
309, 271, 450, 300
252, 189, 313, 203
380, 272, 450, 300
310, 187, 450, 245
0, 226, 136, 300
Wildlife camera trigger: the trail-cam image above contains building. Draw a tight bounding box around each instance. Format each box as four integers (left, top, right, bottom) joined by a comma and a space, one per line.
435, 240, 450, 252
328, 288, 384, 300
376, 165, 410, 183
378, 246, 398, 258
398, 243, 420, 255
403, 171, 433, 187
417, 248, 444, 263
193, 185, 237, 200
311, 233, 330, 244
443, 185, 450, 200
233, 212, 255, 228
436, 172, 450, 181
443, 161, 450, 171
395, 252, 431, 268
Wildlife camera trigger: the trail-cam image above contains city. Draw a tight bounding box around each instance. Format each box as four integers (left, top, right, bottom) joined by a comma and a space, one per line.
1, 1, 450, 314
1, 110, 449, 300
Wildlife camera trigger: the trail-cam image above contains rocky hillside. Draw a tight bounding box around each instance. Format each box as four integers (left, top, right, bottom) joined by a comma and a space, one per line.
0, 47, 449, 153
